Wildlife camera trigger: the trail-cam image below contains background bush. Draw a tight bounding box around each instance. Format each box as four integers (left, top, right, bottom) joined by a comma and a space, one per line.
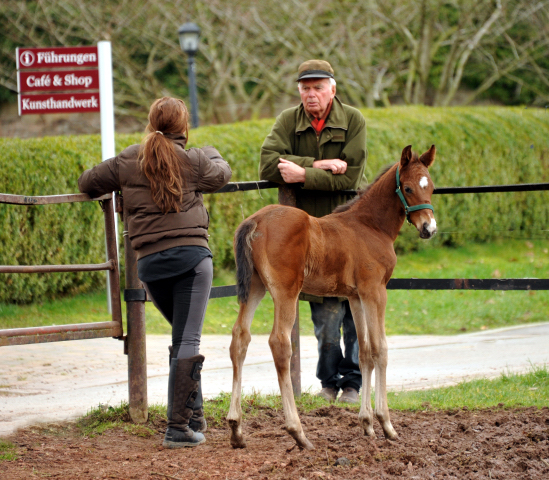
1, 106, 548, 303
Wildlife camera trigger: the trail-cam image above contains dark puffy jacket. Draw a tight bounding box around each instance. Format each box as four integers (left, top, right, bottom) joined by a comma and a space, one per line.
78, 135, 231, 259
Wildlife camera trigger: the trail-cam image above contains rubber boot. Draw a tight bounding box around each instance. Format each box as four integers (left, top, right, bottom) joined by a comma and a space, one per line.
189, 381, 207, 433
169, 345, 206, 432
163, 354, 206, 448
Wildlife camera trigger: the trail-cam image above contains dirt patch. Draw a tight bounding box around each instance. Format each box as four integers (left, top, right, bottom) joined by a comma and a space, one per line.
3, 406, 549, 479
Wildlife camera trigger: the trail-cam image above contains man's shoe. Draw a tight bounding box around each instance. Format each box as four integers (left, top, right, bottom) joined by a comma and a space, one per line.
317, 387, 338, 402
338, 387, 359, 404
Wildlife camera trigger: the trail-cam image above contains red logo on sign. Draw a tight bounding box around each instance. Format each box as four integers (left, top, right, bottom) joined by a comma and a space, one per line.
19, 50, 36, 68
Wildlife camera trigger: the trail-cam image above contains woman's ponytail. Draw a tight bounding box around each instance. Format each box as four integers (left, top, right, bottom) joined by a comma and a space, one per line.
139, 97, 191, 214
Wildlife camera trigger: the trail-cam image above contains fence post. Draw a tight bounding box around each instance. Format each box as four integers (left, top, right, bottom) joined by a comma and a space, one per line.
121, 197, 148, 423
102, 197, 123, 331
277, 186, 301, 396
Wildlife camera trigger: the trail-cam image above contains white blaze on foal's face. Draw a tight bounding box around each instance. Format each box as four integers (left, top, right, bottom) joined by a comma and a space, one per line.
427, 216, 437, 234
418, 175, 436, 235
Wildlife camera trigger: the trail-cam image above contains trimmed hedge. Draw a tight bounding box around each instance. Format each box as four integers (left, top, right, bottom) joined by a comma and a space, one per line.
1, 107, 548, 303
0, 136, 106, 303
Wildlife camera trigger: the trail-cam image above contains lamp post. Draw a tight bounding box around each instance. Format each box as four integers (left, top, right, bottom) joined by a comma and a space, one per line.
178, 22, 201, 128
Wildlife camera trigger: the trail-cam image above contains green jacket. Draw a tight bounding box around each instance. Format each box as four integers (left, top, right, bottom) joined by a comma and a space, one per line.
259, 96, 367, 218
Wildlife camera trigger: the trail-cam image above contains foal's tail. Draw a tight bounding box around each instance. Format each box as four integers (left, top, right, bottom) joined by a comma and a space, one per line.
234, 219, 258, 305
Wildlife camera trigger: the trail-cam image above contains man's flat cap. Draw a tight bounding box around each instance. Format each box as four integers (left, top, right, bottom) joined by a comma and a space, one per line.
297, 60, 335, 81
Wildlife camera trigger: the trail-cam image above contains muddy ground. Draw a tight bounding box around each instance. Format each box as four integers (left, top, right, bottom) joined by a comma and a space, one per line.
2, 405, 549, 480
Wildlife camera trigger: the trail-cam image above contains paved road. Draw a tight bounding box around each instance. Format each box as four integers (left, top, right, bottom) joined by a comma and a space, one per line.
1, 322, 548, 437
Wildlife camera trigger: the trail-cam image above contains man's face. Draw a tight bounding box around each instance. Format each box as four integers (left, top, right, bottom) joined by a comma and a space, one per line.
298, 78, 336, 118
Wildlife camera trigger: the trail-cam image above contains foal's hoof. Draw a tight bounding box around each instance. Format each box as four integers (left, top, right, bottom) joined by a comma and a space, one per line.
363, 426, 376, 438
297, 437, 315, 451
230, 435, 247, 449
228, 420, 246, 449
383, 426, 398, 441
287, 428, 315, 451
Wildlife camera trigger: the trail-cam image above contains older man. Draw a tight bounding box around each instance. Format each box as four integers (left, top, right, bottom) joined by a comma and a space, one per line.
259, 60, 368, 403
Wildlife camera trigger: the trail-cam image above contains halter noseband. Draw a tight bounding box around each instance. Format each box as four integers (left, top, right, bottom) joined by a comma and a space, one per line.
395, 165, 434, 224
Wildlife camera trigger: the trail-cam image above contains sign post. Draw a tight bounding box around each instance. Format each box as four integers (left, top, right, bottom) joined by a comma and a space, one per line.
97, 42, 119, 314
98, 42, 115, 162
16, 44, 118, 313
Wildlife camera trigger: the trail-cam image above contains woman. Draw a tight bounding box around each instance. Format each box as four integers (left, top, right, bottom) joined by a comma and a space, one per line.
78, 97, 232, 448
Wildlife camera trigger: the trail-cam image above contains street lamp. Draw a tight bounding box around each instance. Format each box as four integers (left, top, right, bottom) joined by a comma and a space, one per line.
178, 22, 201, 128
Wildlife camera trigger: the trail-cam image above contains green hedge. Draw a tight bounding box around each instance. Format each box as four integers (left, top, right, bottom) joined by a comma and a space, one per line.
1, 107, 548, 303
0, 136, 107, 303
359, 107, 549, 252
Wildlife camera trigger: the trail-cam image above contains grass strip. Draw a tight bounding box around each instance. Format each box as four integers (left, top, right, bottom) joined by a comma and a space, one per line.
71, 366, 548, 438
387, 364, 549, 411
77, 403, 166, 438
0, 440, 17, 461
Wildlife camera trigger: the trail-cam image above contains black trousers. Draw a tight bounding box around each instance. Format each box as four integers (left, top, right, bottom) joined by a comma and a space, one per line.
310, 298, 362, 391
143, 257, 213, 359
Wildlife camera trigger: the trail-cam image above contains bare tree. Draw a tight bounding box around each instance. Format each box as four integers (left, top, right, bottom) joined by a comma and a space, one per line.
461, 1, 549, 105
1, 0, 548, 122
373, 0, 549, 106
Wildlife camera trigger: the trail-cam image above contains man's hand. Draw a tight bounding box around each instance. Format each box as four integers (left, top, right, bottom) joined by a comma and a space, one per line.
312, 159, 347, 174
278, 158, 306, 183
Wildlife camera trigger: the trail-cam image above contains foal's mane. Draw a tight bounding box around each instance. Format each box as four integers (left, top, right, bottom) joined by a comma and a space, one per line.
333, 163, 393, 213
333, 152, 419, 214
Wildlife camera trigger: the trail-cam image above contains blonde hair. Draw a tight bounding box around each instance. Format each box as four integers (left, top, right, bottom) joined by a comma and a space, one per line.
139, 97, 190, 214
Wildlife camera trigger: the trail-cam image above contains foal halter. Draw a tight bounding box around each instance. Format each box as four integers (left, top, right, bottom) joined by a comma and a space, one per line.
395, 165, 435, 224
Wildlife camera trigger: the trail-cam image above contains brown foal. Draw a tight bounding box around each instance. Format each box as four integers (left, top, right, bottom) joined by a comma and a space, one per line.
227, 145, 437, 450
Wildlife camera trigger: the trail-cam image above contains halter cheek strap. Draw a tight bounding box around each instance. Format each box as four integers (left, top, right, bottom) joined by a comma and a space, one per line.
395, 165, 434, 224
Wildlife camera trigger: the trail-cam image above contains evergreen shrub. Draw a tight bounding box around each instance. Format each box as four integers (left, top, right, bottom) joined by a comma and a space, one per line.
1, 107, 547, 303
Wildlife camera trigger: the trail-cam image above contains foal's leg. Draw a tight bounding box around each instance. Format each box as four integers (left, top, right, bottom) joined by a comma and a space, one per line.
364, 286, 397, 440
227, 272, 266, 448
348, 295, 375, 437
269, 289, 314, 450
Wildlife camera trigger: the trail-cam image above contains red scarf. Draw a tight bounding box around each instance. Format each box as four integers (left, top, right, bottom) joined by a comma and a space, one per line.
310, 99, 333, 134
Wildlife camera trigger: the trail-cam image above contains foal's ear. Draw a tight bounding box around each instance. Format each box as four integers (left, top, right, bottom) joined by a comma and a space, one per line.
419, 145, 436, 168
400, 145, 413, 168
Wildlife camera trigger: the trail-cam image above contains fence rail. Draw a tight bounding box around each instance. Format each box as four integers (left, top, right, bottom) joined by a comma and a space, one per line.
0, 321, 122, 347
211, 180, 549, 195
209, 278, 549, 300
0, 261, 115, 274
0, 192, 111, 205
0, 192, 123, 347
432, 182, 549, 194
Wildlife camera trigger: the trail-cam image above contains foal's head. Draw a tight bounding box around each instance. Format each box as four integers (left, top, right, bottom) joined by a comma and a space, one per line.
397, 145, 437, 239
